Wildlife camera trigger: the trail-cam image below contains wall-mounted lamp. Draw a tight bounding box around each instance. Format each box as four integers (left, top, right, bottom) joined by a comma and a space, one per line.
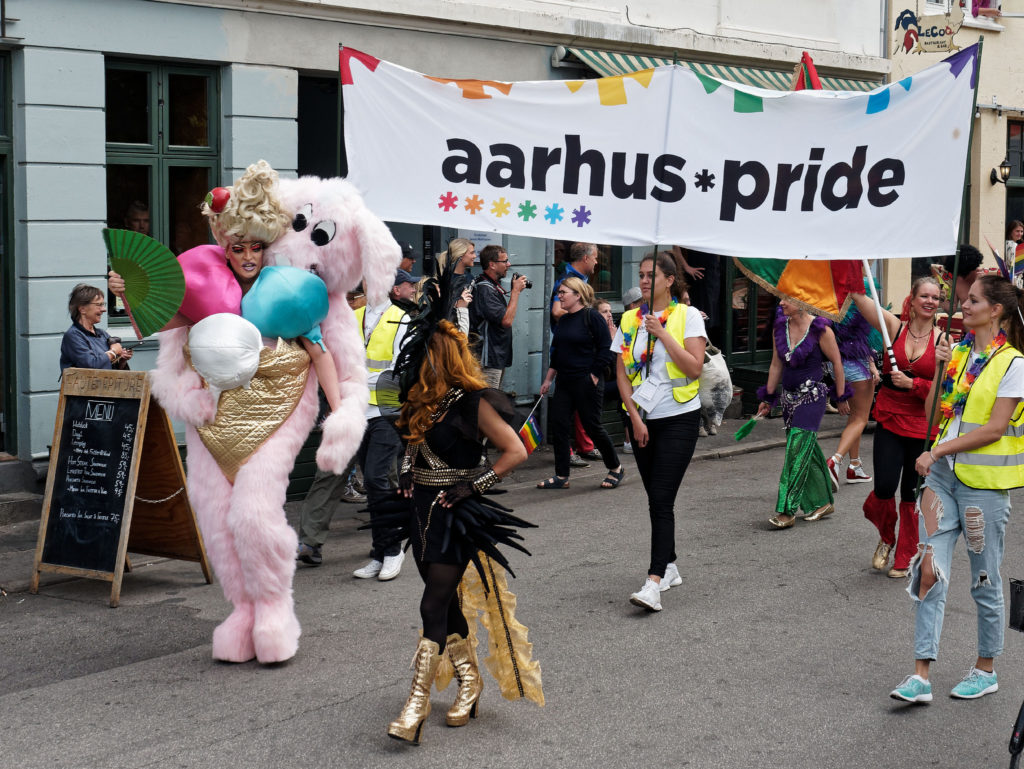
991, 158, 1012, 185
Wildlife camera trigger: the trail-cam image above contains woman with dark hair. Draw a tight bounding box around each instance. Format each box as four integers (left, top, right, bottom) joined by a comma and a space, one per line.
891, 274, 1024, 704
613, 250, 705, 612
59, 284, 132, 371
850, 276, 942, 577
377, 264, 542, 745
942, 244, 984, 310
757, 300, 849, 529
537, 276, 622, 490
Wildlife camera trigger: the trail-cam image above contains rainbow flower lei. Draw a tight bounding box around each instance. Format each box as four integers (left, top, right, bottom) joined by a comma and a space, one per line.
621, 299, 678, 373
939, 329, 1006, 420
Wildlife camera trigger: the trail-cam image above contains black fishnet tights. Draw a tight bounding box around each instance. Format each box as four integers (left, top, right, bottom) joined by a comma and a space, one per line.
417, 560, 470, 652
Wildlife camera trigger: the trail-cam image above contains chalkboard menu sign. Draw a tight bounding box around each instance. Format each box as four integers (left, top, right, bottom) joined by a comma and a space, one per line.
32, 369, 211, 606
42, 392, 141, 572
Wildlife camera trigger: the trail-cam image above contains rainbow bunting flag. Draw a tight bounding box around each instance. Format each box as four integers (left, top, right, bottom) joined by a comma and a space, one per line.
518, 414, 542, 454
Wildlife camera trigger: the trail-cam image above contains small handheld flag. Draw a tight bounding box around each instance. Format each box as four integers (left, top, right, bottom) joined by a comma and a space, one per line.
519, 414, 542, 454
734, 415, 763, 442
518, 396, 544, 454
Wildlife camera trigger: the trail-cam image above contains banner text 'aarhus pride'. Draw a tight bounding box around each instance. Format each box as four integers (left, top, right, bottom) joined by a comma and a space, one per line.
341, 46, 977, 260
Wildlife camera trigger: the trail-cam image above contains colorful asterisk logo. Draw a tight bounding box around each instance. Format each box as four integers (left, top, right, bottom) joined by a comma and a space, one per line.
438, 192, 458, 212
464, 194, 484, 214
518, 201, 538, 221
571, 205, 592, 228
544, 204, 564, 224
491, 197, 511, 217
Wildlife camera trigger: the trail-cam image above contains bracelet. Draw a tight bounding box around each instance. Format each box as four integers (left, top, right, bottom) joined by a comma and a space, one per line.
929, 448, 938, 462
471, 468, 500, 494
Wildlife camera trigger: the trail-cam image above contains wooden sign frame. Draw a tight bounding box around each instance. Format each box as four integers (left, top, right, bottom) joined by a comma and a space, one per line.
30, 369, 211, 607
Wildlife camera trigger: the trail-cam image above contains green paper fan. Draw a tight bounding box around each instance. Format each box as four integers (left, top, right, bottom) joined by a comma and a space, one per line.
102, 229, 186, 339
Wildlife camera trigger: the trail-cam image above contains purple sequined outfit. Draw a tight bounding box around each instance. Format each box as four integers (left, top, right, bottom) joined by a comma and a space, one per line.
776, 311, 830, 431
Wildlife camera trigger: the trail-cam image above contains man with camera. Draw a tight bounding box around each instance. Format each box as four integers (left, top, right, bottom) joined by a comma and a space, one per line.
470, 244, 528, 389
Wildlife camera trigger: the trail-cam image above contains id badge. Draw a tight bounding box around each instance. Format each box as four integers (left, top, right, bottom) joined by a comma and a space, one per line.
631, 379, 660, 412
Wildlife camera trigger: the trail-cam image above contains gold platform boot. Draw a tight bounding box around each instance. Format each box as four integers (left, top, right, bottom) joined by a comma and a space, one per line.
445, 634, 483, 727
388, 638, 442, 745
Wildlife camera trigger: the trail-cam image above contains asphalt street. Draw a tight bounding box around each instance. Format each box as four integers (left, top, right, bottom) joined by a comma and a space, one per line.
3, 425, 1024, 769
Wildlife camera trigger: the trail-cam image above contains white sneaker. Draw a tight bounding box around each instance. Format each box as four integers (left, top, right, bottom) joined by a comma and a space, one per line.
660, 563, 683, 592
353, 559, 383, 579
622, 441, 633, 455
378, 551, 405, 581
629, 578, 663, 611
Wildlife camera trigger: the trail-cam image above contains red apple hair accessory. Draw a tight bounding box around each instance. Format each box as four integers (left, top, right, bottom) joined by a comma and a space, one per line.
205, 186, 231, 213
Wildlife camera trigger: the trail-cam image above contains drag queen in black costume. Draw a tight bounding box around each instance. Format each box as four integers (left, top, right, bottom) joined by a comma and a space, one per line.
373, 261, 543, 745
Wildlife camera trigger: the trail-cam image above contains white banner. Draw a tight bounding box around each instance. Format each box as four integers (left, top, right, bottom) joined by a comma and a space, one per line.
341, 46, 978, 260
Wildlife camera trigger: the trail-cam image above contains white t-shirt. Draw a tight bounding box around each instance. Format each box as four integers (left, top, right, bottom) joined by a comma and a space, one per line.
611, 304, 706, 420
938, 353, 1024, 466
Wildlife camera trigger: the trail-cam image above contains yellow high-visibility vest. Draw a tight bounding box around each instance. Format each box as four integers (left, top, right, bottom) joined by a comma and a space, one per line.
618, 304, 699, 404
938, 344, 1024, 490
355, 304, 406, 405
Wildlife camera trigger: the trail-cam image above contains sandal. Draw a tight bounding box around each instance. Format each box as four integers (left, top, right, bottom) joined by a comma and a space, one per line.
537, 476, 570, 489
600, 467, 625, 489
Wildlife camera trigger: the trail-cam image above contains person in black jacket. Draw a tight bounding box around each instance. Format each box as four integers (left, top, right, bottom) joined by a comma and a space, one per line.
537, 276, 623, 490
469, 245, 528, 389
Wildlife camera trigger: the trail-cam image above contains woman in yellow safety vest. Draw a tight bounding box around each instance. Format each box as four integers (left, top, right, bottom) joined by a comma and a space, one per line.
613, 250, 706, 613
890, 274, 1024, 705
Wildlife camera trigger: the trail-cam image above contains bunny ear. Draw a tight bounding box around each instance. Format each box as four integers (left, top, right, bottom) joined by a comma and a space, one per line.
353, 203, 402, 305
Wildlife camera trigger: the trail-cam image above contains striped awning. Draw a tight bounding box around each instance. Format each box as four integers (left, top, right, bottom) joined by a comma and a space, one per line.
567, 47, 880, 93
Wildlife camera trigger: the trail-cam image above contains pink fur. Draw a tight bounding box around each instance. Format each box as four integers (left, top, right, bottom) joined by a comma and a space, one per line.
274, 176, 401, 472
151, 176, 400, 665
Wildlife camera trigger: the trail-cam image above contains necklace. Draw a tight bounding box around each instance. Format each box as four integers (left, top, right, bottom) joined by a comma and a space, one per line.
621, 299, 678, 371
906, 324, 932, 340
939, 330, 1006, 420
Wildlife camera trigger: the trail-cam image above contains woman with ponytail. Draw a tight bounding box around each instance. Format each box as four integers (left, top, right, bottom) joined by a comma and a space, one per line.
891, 275, 1024, 704
849, 277, 942, 577
614, 250, 705, 612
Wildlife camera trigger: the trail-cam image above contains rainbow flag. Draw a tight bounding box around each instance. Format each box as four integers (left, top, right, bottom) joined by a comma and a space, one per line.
518, 414, 542, 454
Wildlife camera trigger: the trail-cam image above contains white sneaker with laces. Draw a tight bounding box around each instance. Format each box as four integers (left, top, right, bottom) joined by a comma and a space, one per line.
660, 563, 683, 592
846, 461, 872, 484
353, 559, 383, 579
378, 551, 405, 581
630, 578, 663, 611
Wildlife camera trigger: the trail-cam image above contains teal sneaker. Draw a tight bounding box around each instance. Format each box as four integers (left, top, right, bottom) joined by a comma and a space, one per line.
890, 674, 932, 703
950, 668, 998, 699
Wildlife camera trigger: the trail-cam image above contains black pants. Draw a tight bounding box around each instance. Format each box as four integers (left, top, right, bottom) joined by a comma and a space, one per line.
873, 424, 923, 503
627, 409, 700, 579
550, 373, 619, 478
356, 416, 403, 559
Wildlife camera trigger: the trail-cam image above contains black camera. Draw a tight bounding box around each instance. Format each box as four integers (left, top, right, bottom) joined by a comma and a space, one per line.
512, 272, 533, 289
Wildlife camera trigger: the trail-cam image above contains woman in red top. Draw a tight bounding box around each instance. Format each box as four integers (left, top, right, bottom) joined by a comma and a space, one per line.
851, 276, 942, 577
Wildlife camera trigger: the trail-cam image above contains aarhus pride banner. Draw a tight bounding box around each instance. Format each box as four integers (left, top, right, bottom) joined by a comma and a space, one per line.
341, 46, 978, 260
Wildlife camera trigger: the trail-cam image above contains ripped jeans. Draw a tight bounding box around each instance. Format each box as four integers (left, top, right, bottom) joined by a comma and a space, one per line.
909, 458, 1011, 661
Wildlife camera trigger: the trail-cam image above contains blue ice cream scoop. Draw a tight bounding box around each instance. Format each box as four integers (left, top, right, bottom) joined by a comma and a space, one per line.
241, 265, 329, 350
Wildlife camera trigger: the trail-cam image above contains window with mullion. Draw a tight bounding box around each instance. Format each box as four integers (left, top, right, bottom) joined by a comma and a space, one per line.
105, 61, 219, 323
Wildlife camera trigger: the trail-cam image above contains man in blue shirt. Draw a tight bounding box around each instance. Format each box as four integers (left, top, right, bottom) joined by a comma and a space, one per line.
550, 242, 597, 325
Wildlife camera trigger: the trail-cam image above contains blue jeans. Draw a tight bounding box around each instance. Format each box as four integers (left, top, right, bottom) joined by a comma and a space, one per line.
909, 459, 1011, 661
